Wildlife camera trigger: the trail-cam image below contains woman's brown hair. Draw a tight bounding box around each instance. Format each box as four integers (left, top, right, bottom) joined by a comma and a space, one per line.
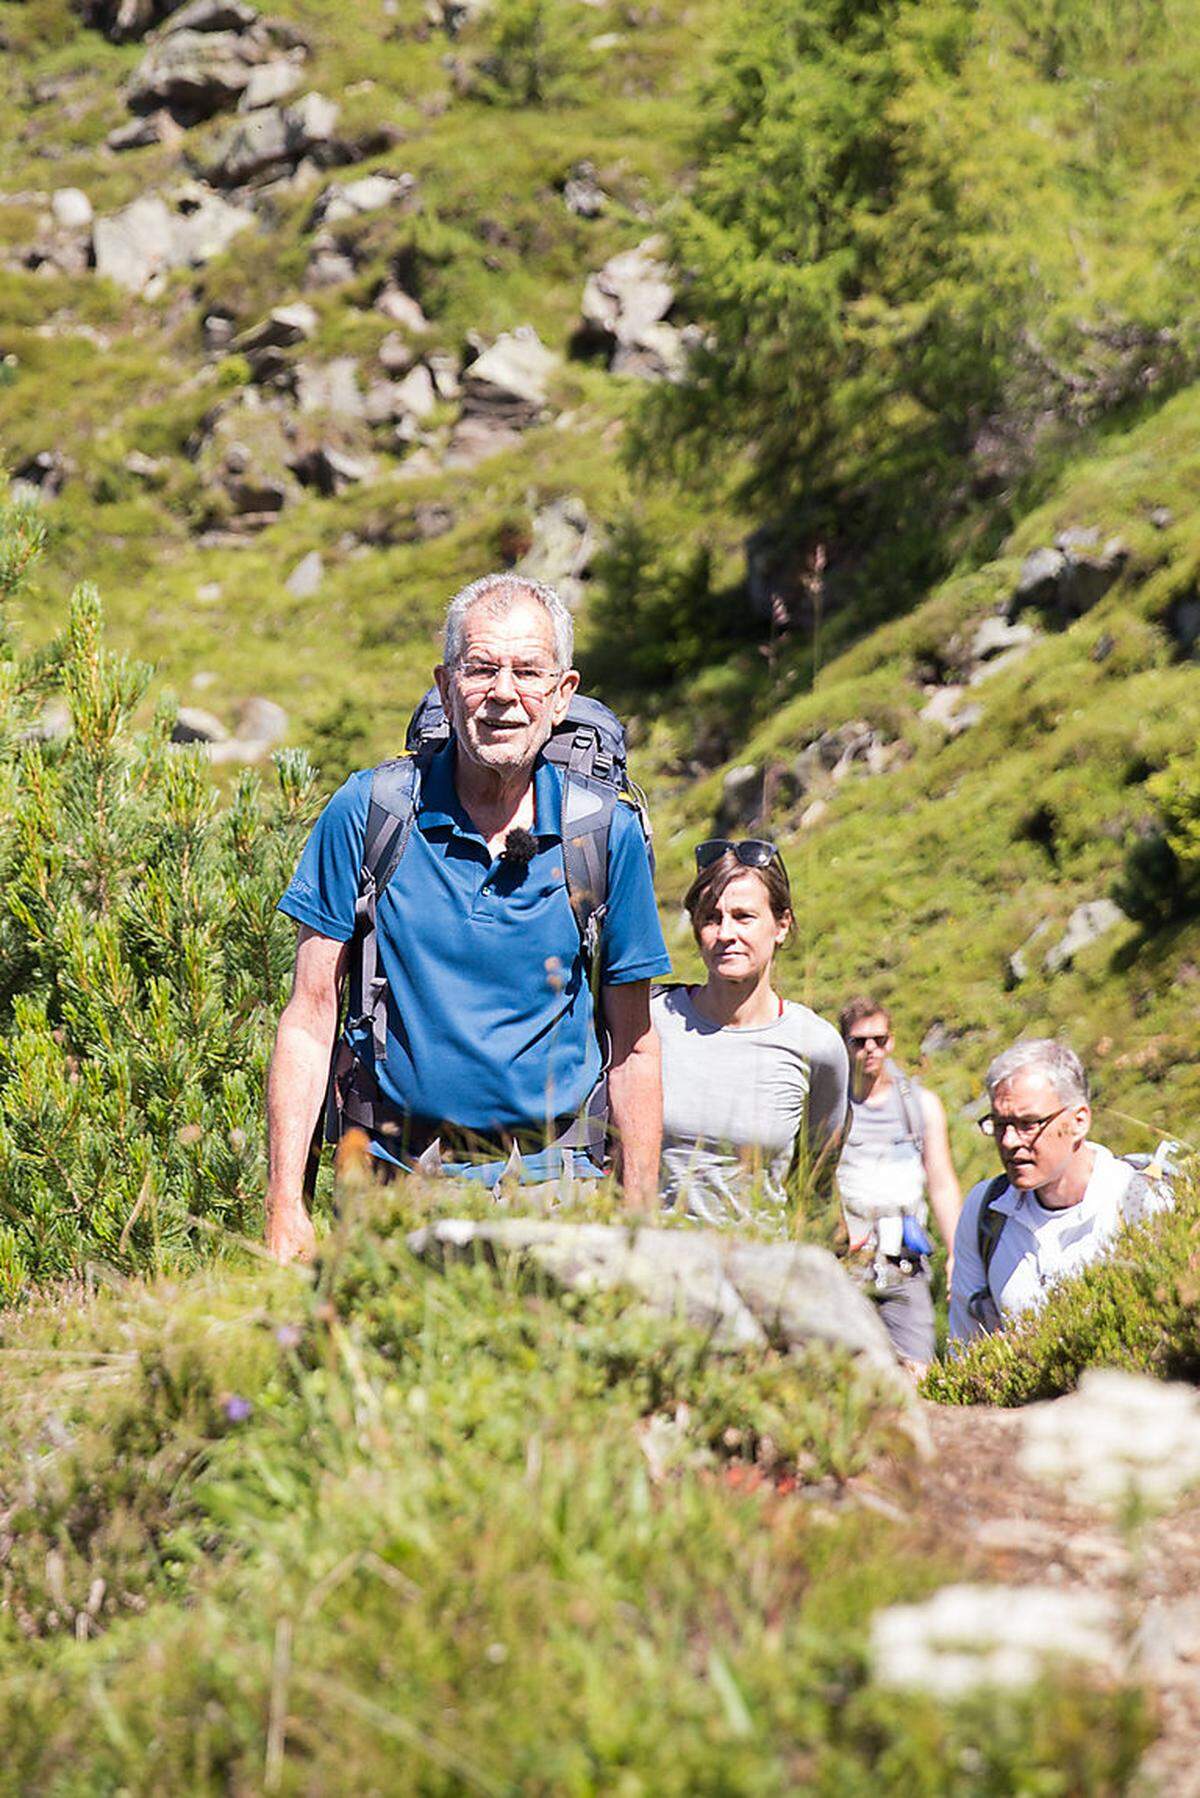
684, 848, 793, 936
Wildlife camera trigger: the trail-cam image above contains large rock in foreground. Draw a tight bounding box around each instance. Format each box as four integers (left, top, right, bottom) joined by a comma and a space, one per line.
407, 1220, 897, 1368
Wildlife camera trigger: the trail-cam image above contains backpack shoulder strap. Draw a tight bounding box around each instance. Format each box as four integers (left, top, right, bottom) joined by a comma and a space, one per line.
364, 754, 423, 899
350, 754, 424, 1068
976, 1173, 1011, 1280
888, 1061, 926, 1151
561, 770, 617, 960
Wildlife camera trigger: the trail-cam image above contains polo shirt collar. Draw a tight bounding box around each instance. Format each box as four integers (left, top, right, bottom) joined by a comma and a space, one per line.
416, 741, 563, 841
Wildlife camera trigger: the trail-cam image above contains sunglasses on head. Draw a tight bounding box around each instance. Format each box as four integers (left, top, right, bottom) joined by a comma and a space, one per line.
694, 838, 780, 871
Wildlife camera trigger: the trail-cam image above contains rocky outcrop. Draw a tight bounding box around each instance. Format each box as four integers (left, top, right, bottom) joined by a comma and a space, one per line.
173, 694, 289, 762
918, 686, 983, 737
202, 92, 340, 187
578, 237, 687, 379
1009, 528, 1129, 624
562, 160, 606, 217
407, 1220, 898, 1368
442, 327, 556, 467
1042, 898, 1126, 973
295, 356, 365, 418
126, 29, 267, 123
9, 450, 72, 503
515, 496, 595, 609
308, 171, 416, 229
92, 185, 254, 291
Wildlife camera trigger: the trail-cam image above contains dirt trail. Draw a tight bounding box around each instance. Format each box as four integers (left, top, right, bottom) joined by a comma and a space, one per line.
901, 1403, 1200, 1793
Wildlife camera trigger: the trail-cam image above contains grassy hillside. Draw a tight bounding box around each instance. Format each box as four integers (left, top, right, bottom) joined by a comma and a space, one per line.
0, 1175, 1153, 1792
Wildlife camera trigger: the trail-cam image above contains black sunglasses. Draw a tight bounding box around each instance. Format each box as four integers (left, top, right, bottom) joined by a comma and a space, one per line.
847, 1032, 890, 1048
694, 838, 780, 871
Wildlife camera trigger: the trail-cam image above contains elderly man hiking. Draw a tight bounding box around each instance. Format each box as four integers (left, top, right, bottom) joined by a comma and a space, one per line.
949, 1038, 1171, 1342
266, 572, 670, 1262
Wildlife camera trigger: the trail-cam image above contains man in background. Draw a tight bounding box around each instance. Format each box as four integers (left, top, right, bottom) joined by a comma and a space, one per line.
836, 996, 962, 1370
949, 1038, 1169, 1342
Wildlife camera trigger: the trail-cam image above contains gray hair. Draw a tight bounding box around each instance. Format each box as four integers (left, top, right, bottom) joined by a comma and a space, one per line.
985, 1038, 1090, 1107
443, 572, 574, 671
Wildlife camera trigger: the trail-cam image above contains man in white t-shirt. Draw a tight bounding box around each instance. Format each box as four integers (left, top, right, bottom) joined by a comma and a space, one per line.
949, 1039, 1167, 1343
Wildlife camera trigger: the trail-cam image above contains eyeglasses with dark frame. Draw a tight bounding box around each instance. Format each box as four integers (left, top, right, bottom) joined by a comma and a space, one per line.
847, 1031, 891, 1049
455, 658, 563, 697
978, 1105, 1069, 1143
694, 838, 780, 872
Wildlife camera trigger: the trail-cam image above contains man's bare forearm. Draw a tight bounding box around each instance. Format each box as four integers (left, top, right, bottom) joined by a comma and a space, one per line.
608, 1034, 661, 1211
266, 1007, 334, 1214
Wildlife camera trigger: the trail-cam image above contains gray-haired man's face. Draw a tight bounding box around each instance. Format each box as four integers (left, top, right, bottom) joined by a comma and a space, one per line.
989, 1070, 1089, 1191
435, 598, 578, 782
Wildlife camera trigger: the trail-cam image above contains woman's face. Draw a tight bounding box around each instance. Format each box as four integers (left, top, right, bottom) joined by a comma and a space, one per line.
695, 871, 790, 985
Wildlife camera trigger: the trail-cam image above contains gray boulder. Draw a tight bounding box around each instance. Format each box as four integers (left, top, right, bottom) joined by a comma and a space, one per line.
968, 613, 1037, 669
295, 356, 364, 417
407, 1220, 897, 1368
106, 109, 183, 151
579, 237, 685, 380
238, 57, 304, 111
77, 0, 180, 43
374, 286, 430, 332
304, 237, 357, 289
563, 160, 606, 218
125, 27, 266, 122
204, 92, 340, 187
715, 763, 763, 834
392, 363, 437, 421
462, 326, 557, 427
515, 496, 594, 609
51, 188, 93, 230
378, 331, 417, 377
10, 450, 71, 502
172, 705, 228, 744
1042, 899, 1126, 973
288, 443, 373, 495
232, 300, 318, 354
309, 171, 416, 228
93, 188, 255, 292
1010, 530, 1128, 623
1006, 919, 1052, 986
284, 550, 323, 598
161, 0, 258, 32
792, 721, 900, 796
918, 685, 982, 737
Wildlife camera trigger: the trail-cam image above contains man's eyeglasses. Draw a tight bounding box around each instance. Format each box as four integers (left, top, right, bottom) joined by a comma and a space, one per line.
979, 1105, 1068, 1143
694, 838, 780, 871
455, 659, 562, 697
848, 1032, 890, 1049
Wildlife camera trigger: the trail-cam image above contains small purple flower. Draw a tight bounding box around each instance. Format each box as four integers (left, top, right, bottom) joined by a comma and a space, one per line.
275, 1323, 302, 1351
223, 1394, 253, 1424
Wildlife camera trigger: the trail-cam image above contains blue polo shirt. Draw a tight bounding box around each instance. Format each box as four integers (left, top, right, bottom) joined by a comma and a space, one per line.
279, 744, 670, 1157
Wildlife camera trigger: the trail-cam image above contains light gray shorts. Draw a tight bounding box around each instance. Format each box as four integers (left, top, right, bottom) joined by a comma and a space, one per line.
873, 1268, 935, 1363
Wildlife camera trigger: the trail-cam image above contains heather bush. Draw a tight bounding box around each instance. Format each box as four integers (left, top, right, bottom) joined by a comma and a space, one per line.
925, 1169, 1200, 1405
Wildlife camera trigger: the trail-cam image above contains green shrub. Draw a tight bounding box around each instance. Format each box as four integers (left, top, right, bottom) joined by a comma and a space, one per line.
925, 1171, 1200, 1405
0, 498, 313, 1296
1114, 747, 1200, 927
0, 1194, 1153, 1793
470, 0, 592, 106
